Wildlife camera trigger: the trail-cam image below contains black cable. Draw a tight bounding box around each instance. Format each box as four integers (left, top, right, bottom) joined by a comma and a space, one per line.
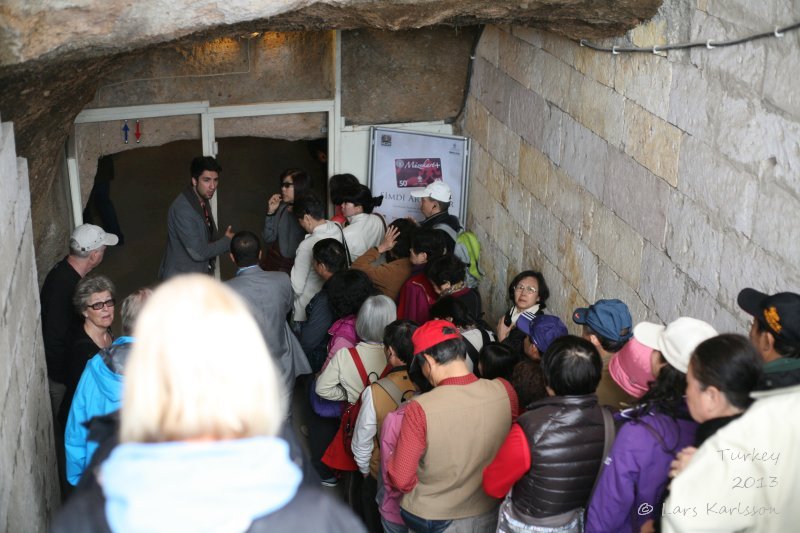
579, 21, 800, 54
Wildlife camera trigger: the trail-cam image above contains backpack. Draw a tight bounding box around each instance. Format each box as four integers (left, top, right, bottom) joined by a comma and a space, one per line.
433, 223, 484, 288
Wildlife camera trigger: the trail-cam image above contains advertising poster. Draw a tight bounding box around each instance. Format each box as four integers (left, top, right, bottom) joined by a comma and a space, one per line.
368, 127, 470, 224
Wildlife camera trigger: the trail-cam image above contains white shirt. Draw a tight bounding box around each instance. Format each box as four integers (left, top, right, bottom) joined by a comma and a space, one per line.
352, 386, 377, 475
290, 221, 342, 321
342, 213, 386, 262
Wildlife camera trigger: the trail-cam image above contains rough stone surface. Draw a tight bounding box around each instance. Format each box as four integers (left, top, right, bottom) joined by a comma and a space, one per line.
567, 72, 625, 148
0, 0, 662, 67
341, 28, 478, 124
613, 53, 672, 120
461, 1, 798, 333
677, 135, 757, 238
603, 146, 669, 247
0, 116, 59, 531
623, 99, 682, 187
560, 117, 608, 200
665, 191, 723, 296
588, 205, 644, 289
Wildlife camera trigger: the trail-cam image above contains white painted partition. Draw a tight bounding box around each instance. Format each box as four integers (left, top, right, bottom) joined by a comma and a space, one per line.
339, 121, 453, 183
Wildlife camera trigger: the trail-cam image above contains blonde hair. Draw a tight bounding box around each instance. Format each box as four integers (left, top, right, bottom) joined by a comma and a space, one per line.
120, 275, 284, 443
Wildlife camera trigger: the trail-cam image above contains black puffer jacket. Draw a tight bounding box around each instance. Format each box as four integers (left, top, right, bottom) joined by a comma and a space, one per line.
513, 394, 606, 517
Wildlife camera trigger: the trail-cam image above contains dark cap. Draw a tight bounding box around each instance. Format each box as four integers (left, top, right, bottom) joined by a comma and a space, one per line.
517, 313, 568, 353
572, 299, 633, 343
738, 288, 800, 345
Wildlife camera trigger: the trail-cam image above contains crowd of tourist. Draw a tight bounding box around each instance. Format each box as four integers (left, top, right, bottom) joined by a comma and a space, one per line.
41, 156, 800, 532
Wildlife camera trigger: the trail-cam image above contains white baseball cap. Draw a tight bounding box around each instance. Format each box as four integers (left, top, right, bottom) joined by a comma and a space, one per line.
410, 180, 452, 203
70, 224, 119, 252
633, 317, 718, 373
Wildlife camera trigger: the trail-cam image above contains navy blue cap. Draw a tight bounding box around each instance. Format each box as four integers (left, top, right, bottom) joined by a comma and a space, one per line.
572, 299, 633, 343
517, 313, 569, 353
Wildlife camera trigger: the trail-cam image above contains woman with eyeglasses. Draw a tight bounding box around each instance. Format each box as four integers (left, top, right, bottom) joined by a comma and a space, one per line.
497, 270, 550, 357
60, 274, 116, 426
262, 168, 310, 272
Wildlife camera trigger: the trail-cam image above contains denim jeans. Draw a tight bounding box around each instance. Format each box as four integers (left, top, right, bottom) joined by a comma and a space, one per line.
400, 509, 451, 533
382, 516, 410, 533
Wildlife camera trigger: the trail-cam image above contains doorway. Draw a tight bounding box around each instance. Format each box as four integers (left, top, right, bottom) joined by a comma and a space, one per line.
91, 136, 327, 312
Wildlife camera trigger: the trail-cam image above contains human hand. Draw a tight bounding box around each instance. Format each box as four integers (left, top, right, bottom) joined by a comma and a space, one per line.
224, 225, 235, 239
669, 446, 697, 478
267, 194, 282, 215
378, 225, 400, 254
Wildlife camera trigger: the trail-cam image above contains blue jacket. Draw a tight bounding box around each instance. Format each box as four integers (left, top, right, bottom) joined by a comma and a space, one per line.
65, 336, 133, 485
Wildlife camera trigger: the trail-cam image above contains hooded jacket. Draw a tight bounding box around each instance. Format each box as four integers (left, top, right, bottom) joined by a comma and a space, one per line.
585, 401, 697, 532
65, 336, 133, 485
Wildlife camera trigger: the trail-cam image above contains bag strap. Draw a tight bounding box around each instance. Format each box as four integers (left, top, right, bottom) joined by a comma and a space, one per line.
373, 213, 387, 232
433, 222, 458, 242
348, 347, 369, 388
478, 326, 491, 347
374, 375, 406, 407
589, 407, 616, 498
336, 223, 352, 268
464, 339, 480, 372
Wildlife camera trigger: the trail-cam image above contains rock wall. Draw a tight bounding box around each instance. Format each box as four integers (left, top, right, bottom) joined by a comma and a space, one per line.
462, 0, 800, 331
0, 114, 60, 530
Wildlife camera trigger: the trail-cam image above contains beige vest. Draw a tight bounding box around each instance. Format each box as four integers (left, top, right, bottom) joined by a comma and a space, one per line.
402, 378, 512, 520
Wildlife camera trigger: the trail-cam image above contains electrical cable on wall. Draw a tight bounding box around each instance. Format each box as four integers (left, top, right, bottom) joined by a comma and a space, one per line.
579, 21, 800, 55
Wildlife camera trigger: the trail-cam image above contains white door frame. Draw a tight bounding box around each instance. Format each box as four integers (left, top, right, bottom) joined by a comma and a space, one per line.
69, 31, 342, 229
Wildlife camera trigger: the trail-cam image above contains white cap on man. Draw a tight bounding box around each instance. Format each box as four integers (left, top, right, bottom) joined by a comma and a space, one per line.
70, 224, 119, 252
410, 180, 452, 203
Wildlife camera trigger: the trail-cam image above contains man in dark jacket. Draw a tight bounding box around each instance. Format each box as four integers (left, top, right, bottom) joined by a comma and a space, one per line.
483, 335, 609, 531
738, 288, 800, 390
158, 156, 234, 280
411, 180, 461, 248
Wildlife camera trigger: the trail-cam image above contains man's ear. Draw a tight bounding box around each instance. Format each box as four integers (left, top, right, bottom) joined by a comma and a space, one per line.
763, 331, 777, 355
588, 334, 602, 350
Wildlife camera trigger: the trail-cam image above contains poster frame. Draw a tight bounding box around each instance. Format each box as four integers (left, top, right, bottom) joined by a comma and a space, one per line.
367, 126, 471, 224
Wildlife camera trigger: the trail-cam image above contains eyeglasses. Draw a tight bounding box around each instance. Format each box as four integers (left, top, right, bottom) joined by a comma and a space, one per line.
281, 181, 294, 188
514, 285, 538, 295
86, 298, 115, 310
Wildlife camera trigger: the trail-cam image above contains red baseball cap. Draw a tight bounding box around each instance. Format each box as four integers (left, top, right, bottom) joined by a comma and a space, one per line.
412, 319, 462, 354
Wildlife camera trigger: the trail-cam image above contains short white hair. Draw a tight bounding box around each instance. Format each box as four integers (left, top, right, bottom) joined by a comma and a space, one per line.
356, 295, 397, 343
120, 275, 284, 443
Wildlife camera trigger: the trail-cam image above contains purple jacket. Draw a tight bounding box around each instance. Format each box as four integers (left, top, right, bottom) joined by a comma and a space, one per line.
585, 402, 697, 533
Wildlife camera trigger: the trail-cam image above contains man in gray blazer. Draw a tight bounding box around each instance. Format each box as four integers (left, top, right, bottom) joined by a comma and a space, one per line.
158, 156, 234, 280
226, 231, 311, 417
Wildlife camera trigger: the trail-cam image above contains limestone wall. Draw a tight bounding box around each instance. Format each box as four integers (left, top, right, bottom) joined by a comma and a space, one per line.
0, 114, 60, 530
462, 1, 800, 332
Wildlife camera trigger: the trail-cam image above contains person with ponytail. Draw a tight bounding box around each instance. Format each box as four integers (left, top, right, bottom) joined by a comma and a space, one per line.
339, 183, 386, 262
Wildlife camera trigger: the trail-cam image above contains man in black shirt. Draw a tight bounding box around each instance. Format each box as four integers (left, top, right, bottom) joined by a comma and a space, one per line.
40, 224, 117, 422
